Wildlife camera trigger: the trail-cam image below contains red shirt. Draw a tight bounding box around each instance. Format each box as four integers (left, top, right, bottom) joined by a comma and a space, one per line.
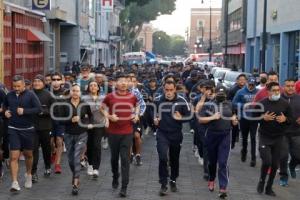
296, 80, 300, 95
103, 91, 137, 135
253, 86, 284, 102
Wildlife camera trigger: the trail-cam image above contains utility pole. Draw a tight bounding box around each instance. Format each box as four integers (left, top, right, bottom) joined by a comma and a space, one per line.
202, 0, 212, 61
261, 0, 267, 72
224, 0, 229, 68
209, 3, 212, 62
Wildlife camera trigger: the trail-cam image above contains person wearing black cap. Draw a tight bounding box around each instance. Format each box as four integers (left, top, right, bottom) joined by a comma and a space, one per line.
31, 75, 55, 182
77, 63, 92, 94
198, 86, 238, 199
228, 74, 248, 149
194, 80, 216, 180
232, 77, 259, 167
184, 70, 199, 97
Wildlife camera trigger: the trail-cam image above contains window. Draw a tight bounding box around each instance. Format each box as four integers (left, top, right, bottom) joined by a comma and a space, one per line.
228, 8, 242, 32
89, 0, 94, 17
197, 20, 205, 31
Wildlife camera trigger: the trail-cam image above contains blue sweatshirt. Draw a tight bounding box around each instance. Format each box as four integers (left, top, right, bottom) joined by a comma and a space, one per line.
232, 86, 258, 119
3, 89, 41, 129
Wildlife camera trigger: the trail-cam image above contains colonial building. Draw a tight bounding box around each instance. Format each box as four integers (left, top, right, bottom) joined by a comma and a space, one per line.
189, 7, 221, 54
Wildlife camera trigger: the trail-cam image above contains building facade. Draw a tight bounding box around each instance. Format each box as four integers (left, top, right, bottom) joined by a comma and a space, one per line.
3, 0, 124, 73
189, 7, 221, 54
245, 0, 300, 82
137, 23, 154, 52
221, 0, 247, 70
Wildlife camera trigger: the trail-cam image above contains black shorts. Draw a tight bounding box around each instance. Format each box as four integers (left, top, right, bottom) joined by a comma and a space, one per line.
133, 121, 142, 136
8, 128, 34, 151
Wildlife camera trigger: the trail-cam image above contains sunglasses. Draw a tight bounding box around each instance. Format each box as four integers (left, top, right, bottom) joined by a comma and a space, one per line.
52, 79, 62, 81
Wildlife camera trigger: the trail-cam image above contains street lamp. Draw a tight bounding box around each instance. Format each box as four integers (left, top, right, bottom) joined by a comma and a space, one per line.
201, 0, 212, 62
261, 0, 268, 72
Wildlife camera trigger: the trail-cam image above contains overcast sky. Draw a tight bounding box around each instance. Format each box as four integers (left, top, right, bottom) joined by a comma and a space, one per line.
151, 0, 222, 37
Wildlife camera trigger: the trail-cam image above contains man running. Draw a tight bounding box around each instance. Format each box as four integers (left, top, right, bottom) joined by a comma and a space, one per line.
3, 75, 41, 192
154, 80, 191, 196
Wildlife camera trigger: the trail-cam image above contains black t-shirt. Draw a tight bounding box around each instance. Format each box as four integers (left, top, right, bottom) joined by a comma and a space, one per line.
200, 100, 233, 132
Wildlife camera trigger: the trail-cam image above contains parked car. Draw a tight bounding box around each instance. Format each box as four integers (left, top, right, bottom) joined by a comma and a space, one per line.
212, 68, 231, 87
220, 71, 253, 90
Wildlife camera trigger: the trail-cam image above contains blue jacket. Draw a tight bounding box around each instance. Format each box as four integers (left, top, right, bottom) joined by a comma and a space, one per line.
232, 86, 258, 118
3, 89, 41, 129
154, 94, 191, 139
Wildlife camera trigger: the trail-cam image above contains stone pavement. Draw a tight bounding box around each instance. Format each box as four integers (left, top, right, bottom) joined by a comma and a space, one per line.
0, 128, 299, 200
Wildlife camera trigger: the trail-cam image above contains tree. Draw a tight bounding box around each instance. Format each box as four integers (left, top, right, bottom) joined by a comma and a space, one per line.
125, 0, 151, 6
170, 35, 186, 56
153, 31, 171, 56
121, 0, 176, 51
153, 33, 186, 56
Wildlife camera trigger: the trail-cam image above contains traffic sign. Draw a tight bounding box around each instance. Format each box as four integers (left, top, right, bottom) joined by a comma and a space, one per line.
32, 0, 51, 10
101, 0, 114, 12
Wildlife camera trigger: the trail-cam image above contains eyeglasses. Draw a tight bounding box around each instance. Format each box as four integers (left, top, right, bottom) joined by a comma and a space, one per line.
52, 79, 62, 81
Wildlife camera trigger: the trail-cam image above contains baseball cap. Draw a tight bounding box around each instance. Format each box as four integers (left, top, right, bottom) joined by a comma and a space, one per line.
215, 86, 227, 94
248, 77, 256, 85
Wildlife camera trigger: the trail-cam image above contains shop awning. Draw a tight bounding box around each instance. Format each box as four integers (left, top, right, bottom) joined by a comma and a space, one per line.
27, 29, 52, 42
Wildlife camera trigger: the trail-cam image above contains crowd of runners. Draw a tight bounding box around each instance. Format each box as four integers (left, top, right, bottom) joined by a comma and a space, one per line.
0, 62, 300, 199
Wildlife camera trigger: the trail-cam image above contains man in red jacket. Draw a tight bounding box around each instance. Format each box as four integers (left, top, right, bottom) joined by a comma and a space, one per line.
253, 71, 281, 102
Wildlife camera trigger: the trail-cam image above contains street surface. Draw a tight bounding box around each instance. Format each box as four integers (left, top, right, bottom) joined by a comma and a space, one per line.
0, 126, 299, 200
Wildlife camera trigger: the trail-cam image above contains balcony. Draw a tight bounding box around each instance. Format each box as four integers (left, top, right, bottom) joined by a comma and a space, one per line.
45, 8, 67, 22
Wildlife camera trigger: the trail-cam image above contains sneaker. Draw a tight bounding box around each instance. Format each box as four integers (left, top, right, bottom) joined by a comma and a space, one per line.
93, 169, 99, 178
80, 159, 88, 169
130, 154, 135, 164
257, 181, 265, 194
159, 184, 168, 196
289, 166, 297, 179
265, 187, 276, 196
102, 138, 109, 150
192, 145, 197, 153
54, 164, 62, 174
87, 165, 93, 176
44, 168, 51, 177
112, 178, 119, 189
24, 173, 32, 189
144, 127, 150, 135
198, 157, 204, 166
279, 177, 288, 187
72, 185, 79, 196
135, 155, 143, 166
194, 150, 200, 158
169, 180, 177, 192
250, 160, 256, 167
51, 153, 56, 164
267, 167, 272, 175
219, 189, 227, 199
241, 150, 246, 162
32, 173, 38, 183
10, 181, 21, 192
119, 187, 127, 198
208, 181, 215, 192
